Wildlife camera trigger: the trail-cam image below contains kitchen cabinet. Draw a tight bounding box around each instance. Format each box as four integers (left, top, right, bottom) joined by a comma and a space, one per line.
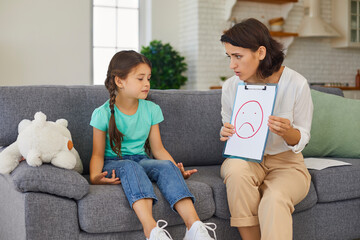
225, 0, 298, 37
332, 0, 360, 48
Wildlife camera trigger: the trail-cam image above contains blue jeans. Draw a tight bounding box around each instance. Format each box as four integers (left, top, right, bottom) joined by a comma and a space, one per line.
103, 155, 195, 212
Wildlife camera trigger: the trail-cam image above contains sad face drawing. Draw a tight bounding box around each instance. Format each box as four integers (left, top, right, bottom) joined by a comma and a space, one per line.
234, 100, 264, 139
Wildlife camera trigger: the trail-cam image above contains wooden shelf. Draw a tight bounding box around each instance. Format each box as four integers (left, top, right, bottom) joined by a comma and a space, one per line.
270, 31, 298, 37
237, 0, 298, 3
210, 86, 222, 90
325, 86, 360, 91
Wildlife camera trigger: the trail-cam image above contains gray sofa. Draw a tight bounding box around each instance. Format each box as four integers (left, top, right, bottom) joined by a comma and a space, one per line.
0, 85, 359, 240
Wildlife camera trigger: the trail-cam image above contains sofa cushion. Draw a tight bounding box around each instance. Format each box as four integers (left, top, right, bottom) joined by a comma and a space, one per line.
303, 89, 360, 158
309, 158, 360, 202
11, 161, 89, 200
78, 180, 215, 233
148, 90, 225, 166
187, 165, 317, 219
186, 165, 229, 219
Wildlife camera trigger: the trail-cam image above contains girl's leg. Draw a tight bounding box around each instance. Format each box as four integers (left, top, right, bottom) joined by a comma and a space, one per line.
220, 158, 265, 240
139, 159, 216, 239
103, 159, 159, 238
138, 159, 195, 212
174, 197, 199, 229
103, 159, 158, 207
133, 198, 157, 238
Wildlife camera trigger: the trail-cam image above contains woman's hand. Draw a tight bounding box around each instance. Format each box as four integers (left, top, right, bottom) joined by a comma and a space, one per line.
220, 122, 235, 141
268, 116, 300, 146
91, 170, 121, 185
177, 162, 198, 179
268, 116, 291, 137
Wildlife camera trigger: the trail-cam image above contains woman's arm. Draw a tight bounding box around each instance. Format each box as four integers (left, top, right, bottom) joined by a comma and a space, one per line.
148, 124, 197, 178
268, 80, 313, 149
89, 127, 120, 185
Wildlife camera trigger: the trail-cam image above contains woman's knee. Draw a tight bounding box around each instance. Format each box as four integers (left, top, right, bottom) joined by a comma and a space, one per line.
259, 188, 293, 212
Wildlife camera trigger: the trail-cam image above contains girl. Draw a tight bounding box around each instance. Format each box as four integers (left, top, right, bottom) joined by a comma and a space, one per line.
89, 50, 216, 240
219, 18, 313, 240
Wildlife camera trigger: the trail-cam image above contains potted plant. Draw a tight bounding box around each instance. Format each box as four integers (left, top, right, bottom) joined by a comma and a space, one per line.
219, 76, 228, 86
141, 40, 187, 89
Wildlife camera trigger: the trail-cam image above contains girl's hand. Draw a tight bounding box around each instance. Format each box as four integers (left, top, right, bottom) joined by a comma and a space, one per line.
91, 170, 121, 185
177, 162, 198, 179
268, 116, 291, 137
220, 122, 235, 141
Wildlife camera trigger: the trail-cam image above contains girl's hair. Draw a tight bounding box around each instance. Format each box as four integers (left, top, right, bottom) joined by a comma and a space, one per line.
104, 50, 152, 158
220, 18, 284, 79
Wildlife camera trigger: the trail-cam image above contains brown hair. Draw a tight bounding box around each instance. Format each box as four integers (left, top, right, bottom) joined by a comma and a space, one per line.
104, 50, 152, 158
220, 18, 284, 79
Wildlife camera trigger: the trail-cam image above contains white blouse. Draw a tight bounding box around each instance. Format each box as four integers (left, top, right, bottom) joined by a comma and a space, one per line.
221, 66, 313, 154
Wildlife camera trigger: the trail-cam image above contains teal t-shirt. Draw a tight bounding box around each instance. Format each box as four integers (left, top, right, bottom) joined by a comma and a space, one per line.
90, 99, 164, 157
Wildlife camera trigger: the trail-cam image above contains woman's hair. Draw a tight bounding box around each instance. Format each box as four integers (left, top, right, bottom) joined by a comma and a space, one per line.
104, 50, 152, 158
220, 18, 284, 79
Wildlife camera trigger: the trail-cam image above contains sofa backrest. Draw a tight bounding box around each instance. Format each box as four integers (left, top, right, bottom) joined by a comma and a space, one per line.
148, 89, 224, 167
0, 86, 109, 175
0, 85, 343, 175
310, 85, 344, 97
0, 86, 224, 174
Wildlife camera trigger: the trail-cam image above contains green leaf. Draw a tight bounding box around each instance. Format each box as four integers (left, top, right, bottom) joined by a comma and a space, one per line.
141, 40, 187, 89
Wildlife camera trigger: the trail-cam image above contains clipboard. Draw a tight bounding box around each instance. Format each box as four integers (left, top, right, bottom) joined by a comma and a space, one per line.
223, 82, 278, 163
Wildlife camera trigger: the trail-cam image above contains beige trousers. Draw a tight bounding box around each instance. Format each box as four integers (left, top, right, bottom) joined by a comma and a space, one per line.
220, 150, 311, 240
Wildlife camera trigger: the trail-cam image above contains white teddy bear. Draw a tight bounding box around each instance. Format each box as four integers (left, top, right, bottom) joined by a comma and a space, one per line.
0, 112, 83, 174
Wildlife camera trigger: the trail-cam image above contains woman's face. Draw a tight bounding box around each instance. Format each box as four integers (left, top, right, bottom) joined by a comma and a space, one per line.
224, 42, 265, 83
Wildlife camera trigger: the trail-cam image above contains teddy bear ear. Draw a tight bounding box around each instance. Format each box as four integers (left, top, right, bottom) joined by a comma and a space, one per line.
33, 112, 47, 127
18, 119, 31, 133
56, 119, 68, 128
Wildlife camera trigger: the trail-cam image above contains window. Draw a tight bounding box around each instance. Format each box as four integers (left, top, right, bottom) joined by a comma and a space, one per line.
92, 0, 140, 85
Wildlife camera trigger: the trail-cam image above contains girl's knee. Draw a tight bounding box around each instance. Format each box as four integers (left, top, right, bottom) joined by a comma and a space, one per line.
157, 160, 175, 170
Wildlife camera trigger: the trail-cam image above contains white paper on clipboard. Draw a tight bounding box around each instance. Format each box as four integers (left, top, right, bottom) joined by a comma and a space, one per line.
223, 83, 278, 162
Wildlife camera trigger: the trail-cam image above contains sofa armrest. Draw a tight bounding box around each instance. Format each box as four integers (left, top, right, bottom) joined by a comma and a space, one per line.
10, 161, 89, 200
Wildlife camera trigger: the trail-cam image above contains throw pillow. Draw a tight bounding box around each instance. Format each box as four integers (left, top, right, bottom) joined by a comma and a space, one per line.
302, 89, 360, 158
11, 161, 89, 200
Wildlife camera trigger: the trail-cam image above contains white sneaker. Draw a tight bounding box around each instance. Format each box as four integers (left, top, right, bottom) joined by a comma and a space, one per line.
147, 220, 173, 240
183, 221, 217, 240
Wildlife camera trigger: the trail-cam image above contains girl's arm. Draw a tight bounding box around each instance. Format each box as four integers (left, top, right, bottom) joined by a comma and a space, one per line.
89, 127, 120, 185
148, 124, 197, 179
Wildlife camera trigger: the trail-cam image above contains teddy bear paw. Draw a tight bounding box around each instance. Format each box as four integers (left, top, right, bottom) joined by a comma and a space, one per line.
0, 158, 19, 174
26, 150, 43, 167
51, 151, 76, 170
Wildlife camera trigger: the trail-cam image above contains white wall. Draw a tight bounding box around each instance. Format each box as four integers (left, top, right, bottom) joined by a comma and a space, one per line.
0, 0, 92, 86
151, 0, 180, 50
2, 0, 357, 89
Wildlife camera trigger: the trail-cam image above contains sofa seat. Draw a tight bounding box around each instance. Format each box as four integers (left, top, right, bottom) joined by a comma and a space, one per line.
77, 178, 215, 234
187, 165, 318, 220
309, 158, 360, 203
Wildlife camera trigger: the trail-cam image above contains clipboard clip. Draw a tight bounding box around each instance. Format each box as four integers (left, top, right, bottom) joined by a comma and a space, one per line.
244, 84, 267, 90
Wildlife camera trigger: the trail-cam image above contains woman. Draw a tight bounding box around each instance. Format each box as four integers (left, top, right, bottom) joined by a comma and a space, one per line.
219, 18, 313, 240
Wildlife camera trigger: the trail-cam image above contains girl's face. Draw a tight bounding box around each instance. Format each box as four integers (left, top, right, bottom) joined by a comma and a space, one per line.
224, 42, 265, 83
116, 63, 151, 100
